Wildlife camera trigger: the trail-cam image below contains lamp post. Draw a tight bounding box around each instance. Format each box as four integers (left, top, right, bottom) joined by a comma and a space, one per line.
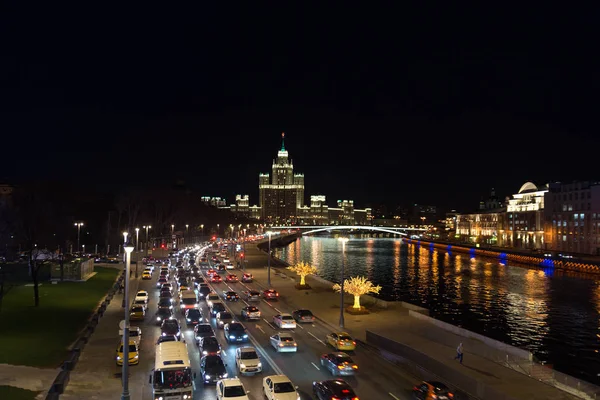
185, 224, 189, 246
143, 226, 151, 255
121, 239, 135, 400
267, 231, 273, 287
74, 222, 84, 254
217, 224, 220, 236
242, 228, 246, 271
201, 224, 204, 238
121, 232, 128, 307
134, 228, 140, 278
338, 237, 349, 328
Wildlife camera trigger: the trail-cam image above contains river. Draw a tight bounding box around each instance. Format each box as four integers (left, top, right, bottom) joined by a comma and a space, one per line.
272, 235, 600, 385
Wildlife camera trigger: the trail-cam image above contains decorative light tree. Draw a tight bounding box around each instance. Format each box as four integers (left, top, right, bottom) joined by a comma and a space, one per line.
332, 276, 382, 312
287, 261, 318, 289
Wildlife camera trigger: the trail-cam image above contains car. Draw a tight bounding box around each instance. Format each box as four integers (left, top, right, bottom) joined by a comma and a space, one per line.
199, 285, 212, 299
142, 270, 152, 280
270, 332, 297, 352
312, 379, 359, 400
206, 268, 217, 277
223, 291, 240, 302
263, 375, 300, 400
216, 311, 234, 329
224, 322, 248, 343
263, 289, 279, 300
235, 346, 262, 374
195, 323, 215, 345
199, 335, 222, 356
118, 326, 142, 346
210, 302, 226, 317
159, 289, 173, 302
160, 319, 182, 340
157, 297, 174, 310
156, 334, 179, 345
225, 262, 235, 270
200, 354, 228, 384
243, 290, 261, 301
412, 380, 454, 400
326, 332, 356, 351
185, 308, 203, 326
273, 313, 296, 329
155, 308, 174, 325
116, 339, 139, 366
241, 273, 253, 283
194, 276, 206, 286
156, 277, 168, 288
133, 299, 148, 310
225, 274, 238, 283
222, 257, 230, 264
161, 282, 173, 291
179, 283, 192, 292
206, 292, 221, 307
292, 309, 315, 323
241, 305, 261, 320
129, 305, 146, 321
134, 290, 149, 303
160, 287, 173, 297
216, 377, 250, 400
320, 352, 358, 376
210, 275, 223, 283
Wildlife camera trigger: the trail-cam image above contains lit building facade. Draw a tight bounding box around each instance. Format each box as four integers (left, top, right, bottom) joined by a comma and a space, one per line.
259, 134, 305, 224
544, 181, 600, 255
498, 182, 548, 250
201, 196, 227, 207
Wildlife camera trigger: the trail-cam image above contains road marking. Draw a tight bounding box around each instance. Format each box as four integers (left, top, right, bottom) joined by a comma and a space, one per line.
256, 325, 265, 334
389, 393, 400, 400
263, 318, 277, 330
308, 331, 327, 346
262, 299, 274, 308
296, 324, 304, 330
273, 307, 282, 313
311, 362, 320, 370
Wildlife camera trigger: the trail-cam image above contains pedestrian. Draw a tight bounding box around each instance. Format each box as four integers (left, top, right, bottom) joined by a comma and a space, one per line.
454, 342, 463, 364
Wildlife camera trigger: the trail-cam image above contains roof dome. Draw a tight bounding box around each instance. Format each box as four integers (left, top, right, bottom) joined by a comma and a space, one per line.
518, 182, 538, 193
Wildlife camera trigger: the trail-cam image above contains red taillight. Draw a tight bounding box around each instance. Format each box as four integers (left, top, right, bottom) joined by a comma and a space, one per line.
352, 365, 358, 369
449, 393, 454, 398
352, 397, 359, 400
330, 397, 340, 400
352, 341, 356, 345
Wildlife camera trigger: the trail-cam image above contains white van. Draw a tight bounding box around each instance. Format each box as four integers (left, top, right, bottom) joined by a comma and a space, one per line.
179, 290, 198, 313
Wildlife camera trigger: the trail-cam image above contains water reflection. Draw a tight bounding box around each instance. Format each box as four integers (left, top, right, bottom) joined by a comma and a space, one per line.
273, 236, 600, 384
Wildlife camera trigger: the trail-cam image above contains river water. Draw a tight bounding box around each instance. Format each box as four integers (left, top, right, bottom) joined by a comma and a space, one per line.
273, 235, 600, 385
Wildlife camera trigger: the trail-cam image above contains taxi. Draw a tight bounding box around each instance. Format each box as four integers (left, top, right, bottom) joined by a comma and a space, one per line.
116, 339, 139, 366
412, 380, 454, 399
326, 332, 356, 351
129, 305, 146, 321
142, 270, 152, 280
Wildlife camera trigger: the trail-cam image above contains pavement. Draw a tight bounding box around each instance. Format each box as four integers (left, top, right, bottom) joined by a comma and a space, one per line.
241, 240, 583, 400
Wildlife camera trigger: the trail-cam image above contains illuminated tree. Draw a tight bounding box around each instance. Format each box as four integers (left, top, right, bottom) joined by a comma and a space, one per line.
287, 261, 318, 286
332, 276, 382, 309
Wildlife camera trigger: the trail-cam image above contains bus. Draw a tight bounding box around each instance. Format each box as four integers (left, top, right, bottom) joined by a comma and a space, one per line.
150, 341, 194, 400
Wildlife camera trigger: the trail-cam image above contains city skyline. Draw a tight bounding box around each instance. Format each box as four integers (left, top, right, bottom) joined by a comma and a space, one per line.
2, 5, 599, 211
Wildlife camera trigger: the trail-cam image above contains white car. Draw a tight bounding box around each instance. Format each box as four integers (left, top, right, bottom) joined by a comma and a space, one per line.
216, 377, 250, 400
262, 375, 300, 400
206, 293, 220, 307
119, 326, 142, 346
235, 346, 262, 374
134, 290, 149, 304
225, 262, 235, 270
222, 258, 230, 264
270, 332, 297, 352
273, 314, 296, 329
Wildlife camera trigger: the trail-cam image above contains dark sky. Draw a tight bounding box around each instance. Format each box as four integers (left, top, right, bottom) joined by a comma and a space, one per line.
2, 4, 599, 212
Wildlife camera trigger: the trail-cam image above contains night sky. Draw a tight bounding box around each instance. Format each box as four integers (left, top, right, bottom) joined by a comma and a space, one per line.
2, 5, 599, 212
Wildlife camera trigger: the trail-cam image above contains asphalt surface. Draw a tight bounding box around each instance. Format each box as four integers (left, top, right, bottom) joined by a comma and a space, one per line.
130, 245, 423, 400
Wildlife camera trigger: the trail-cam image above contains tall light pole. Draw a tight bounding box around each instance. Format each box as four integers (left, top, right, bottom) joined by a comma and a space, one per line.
338, 237, 349, 328
74, 222, 84, 254
122, 232, 128, 308
185, 224, 189, 246
134, 228, 140, 278
121, 238, 134, 400
267, 231, 273, 287
242, 228, 247, 271
201, 224, 204, 239
143, 226, 151, 255
217, 224, 220, 236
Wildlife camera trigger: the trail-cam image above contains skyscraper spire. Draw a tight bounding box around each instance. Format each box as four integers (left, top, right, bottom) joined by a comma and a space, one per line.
281, 132, 285, 151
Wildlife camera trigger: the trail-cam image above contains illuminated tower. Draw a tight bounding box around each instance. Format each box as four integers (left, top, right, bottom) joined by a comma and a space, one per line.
259, 133, 305, 223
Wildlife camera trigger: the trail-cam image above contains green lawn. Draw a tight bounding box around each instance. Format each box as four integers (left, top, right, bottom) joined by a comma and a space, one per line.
0, 386, 41, 400
0, 267, 119, 367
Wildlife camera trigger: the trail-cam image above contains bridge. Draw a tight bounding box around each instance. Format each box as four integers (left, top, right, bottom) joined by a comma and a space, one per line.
269, 225, 427, 236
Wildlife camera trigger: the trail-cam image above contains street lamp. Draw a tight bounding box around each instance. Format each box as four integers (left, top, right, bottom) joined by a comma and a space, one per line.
121, 239, 135, 400
201, 224, 204, 238
185, 224, 189, 246
74, 222, 84, 254
134, 228, 140, 278
338, 237, 349, 328
143, 226, 151, 255
242, 228, 247, 271
267, 231, 273, 287
217, 224, 220, 236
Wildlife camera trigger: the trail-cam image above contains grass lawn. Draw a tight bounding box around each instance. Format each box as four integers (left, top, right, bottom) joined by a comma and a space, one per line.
0, 267, 119, 367
0, 386, 41, 399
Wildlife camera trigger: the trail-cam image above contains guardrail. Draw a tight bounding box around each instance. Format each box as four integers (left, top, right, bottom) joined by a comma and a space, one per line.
44, 270, 124, 399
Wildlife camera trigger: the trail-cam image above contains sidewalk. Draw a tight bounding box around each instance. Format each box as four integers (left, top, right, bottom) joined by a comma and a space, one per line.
242, 242, 582, 400
60, 274, 143, 400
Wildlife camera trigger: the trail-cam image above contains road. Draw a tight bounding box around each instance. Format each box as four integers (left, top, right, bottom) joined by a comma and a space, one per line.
128, 245, 423, 400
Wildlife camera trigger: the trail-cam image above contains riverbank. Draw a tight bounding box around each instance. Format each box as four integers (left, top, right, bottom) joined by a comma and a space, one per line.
243, 238, 591, 400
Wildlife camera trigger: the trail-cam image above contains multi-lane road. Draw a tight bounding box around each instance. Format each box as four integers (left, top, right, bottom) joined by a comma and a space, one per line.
131, 245, 422, 400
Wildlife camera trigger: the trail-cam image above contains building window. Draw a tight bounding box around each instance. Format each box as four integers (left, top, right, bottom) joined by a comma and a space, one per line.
563, 235, 567, 241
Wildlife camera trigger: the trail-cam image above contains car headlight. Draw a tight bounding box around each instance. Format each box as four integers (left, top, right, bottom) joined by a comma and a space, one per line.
134, 355, 139, 359
203, 350, 207, 355
116, 356, 122, 360
258, 362, 262, 368
243, 334, 248, 338
229, 335, 236, 339
239, 363, 246, 368
204, 374, 210, 380
221, 373, 228, 378
156, 317, 161, 321
187, 318, 191, 321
